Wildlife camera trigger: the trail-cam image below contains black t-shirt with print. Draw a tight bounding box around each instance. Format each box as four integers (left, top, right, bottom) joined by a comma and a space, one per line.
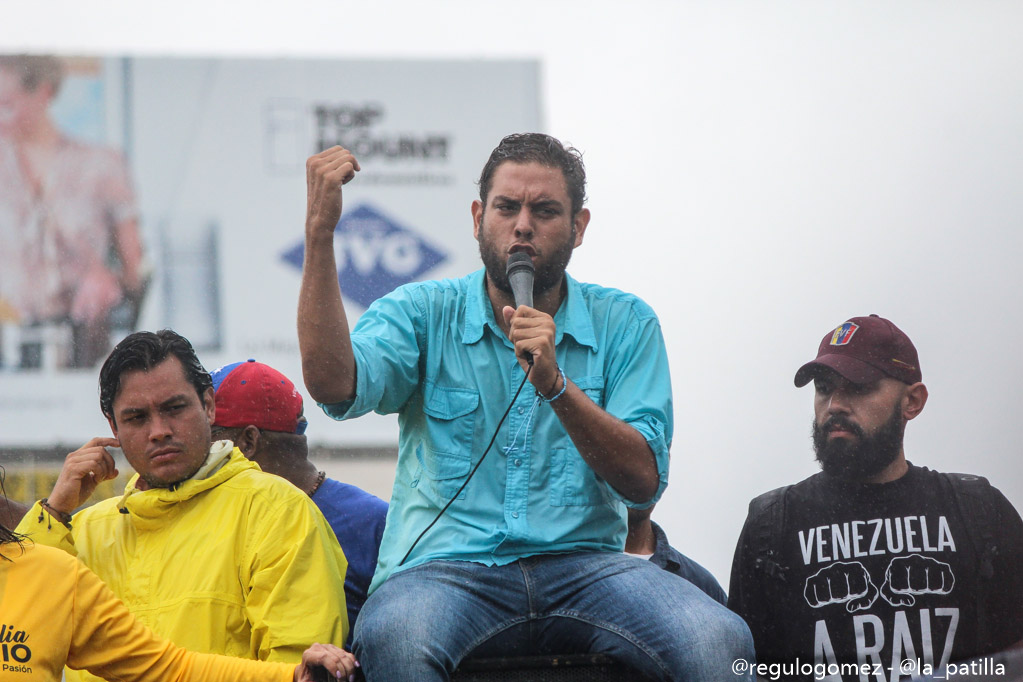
729, 464, 1023, 682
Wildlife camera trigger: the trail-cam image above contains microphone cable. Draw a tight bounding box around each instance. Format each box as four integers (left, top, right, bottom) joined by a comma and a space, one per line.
398, 360, 533, 567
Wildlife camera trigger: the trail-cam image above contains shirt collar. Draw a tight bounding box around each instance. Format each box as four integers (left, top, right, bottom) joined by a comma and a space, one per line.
462, 269, 598, 352
462, 269, 489, 344
554, 272, 598, 351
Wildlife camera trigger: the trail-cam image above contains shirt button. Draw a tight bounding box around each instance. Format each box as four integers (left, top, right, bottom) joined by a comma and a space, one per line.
514, 459, 522, 466
517, 407, 524, 414
511, 511, 519, 519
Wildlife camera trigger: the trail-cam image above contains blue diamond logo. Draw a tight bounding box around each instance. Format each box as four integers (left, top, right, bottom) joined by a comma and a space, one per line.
282, 204, 448, 309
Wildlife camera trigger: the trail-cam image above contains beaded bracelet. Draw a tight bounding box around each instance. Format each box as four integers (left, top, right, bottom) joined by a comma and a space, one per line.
538, 366, 567, 403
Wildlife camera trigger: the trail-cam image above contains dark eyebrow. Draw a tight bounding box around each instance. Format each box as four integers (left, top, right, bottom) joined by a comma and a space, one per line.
117, 393, 192, 418
159, 394, 192, 408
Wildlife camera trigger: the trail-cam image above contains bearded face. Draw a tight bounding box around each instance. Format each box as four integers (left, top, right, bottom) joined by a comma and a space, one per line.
477, 210, 576, 299
812, 402, 906, 481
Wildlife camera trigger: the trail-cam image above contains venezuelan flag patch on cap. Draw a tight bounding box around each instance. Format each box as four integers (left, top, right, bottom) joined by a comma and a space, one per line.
830, 322, 859, 346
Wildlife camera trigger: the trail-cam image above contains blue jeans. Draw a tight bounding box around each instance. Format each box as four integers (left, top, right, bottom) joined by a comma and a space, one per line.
353, 552, 754, 682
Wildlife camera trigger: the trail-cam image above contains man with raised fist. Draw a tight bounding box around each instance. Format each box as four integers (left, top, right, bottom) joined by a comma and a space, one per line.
298, 134, 754, 682
728, 315, 1023, 681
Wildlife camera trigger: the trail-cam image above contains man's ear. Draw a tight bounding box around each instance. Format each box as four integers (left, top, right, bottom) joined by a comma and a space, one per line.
573, 208, 591, 248
903, 382, 928, 421
107, 415, 118, 437
202, 387, 216, 424
471, 200, 483, 240
234, 425, 262, 457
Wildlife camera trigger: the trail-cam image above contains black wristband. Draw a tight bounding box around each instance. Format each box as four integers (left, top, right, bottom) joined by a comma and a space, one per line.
39, 498, 73, 529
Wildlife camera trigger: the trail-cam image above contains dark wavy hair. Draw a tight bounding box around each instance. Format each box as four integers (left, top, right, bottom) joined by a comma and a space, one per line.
99, 330, 212, 423
0, 524, 24, 559
0, 466, 25, 560
477, 133, 587, 217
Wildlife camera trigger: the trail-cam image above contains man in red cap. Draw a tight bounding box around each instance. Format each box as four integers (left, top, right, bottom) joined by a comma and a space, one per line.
210, 359, 388, 643
728, 315, 1023, 681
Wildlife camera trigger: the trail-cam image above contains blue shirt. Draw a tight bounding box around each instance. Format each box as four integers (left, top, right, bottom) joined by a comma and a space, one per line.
322, 269, 672, 592
649, 521, 727, 606
311, 478, 388, 641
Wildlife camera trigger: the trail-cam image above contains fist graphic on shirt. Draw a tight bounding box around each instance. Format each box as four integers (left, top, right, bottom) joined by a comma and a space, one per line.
804, 561, 879, 613
880, 554, 955, 607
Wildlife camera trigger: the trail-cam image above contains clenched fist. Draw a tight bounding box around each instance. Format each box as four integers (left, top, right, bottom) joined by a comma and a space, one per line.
881, 555, 955, 607
306, 146, 361, 236
804, 561, 879, 613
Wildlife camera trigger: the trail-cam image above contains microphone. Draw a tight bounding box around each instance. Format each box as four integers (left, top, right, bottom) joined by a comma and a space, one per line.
506, 252, 534, 309
505, 252, 535, 365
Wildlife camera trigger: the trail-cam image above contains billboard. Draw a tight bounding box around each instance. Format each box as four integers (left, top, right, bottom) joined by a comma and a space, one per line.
0, 55, 541, 446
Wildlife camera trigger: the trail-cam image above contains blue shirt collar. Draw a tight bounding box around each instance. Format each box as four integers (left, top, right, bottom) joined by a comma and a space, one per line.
462, 268, 598, 352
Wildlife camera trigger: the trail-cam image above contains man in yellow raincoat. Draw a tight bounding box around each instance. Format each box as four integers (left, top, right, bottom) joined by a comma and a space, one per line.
16, 330, 349, 682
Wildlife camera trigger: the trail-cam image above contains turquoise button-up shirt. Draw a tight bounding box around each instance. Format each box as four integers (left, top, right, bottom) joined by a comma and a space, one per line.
322, 269, 673, 592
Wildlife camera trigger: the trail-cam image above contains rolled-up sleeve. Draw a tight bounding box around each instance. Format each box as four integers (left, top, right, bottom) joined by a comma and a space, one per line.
602, 313, 673, 508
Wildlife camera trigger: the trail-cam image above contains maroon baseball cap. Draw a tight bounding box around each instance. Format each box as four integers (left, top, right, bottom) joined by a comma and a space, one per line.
210, 359, 308, 434
794, 315, 922, 387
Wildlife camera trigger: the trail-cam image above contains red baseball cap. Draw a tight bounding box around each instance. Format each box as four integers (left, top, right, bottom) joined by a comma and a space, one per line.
210, 359, 308, 434
794, 315, 922, 387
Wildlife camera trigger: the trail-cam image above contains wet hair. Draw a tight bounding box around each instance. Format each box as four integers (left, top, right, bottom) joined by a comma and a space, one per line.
0, 467, 25, 560
0, 54, 64, 95
0, 523, 25, 561
99, 330, 212, 423
477, 133, 587, 217
0, 523, 22, 543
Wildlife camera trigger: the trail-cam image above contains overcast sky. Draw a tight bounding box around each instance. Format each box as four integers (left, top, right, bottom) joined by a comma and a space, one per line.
4, 0, 1022, 584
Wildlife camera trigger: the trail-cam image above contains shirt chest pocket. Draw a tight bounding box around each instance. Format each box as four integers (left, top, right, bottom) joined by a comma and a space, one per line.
549, 375, 613, 507
575, 374, 604, 407
412, 384, 480, 501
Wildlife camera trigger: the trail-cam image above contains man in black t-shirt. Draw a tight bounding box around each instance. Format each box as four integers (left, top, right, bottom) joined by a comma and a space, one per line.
728, 315, 1023, 682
